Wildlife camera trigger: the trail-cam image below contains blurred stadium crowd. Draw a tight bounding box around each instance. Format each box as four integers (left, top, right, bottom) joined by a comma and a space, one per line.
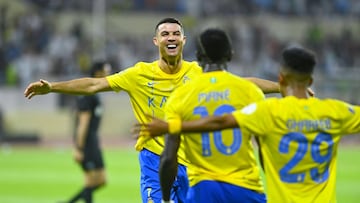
16, 0, 360, 16
0, 0, 359, 102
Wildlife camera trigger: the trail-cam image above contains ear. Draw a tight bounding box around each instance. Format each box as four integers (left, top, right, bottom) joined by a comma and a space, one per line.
228, 50, 234, 61
196, 50, 202, 61
153, 36, 158, 46
308, 76, 313, 86
278, 73, 286, 85
278, 73, 284, 83
183, 35, 187, 46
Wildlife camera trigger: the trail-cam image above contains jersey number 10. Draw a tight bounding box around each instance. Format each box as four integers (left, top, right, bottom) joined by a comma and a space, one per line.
193, 104, 242, 157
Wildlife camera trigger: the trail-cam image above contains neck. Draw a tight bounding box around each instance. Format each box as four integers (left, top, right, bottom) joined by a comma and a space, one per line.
202, 63, 227, 72
159, 56, 182, 74
284, 85, 310, 99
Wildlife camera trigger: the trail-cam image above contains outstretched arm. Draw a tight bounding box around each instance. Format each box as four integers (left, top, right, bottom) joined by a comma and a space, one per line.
181, 114, 238, 133
134, 114, 238, 137
24, 77, 112, 99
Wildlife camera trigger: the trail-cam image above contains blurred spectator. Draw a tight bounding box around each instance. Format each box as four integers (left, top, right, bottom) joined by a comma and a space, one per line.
13, 46, 50, 88
0, 0, 359, 104
0, 106, 4, 138
334, 0, 350, 15
0, 47, 7, 85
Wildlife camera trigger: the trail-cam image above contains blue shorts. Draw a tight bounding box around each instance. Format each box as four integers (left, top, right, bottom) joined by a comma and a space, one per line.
139, 148, 189, 203
186, 180, 266, 203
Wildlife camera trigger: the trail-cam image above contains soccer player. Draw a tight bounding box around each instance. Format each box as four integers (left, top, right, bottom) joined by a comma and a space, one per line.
64, 61, 111, 203
24, 18, 279, 203
157, 28, 267, 203
139, 46, 360, 203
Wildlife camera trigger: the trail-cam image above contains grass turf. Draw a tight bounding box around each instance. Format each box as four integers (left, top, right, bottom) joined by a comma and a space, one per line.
0, 146, 141, 203
0, 145, 359, 202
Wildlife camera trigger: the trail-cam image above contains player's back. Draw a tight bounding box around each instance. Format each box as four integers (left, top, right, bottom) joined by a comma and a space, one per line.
165, 70, 265, 192
235, 96, 360, 202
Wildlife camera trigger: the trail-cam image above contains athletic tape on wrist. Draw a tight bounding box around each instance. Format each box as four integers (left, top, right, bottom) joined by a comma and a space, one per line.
168, 119, 181, 135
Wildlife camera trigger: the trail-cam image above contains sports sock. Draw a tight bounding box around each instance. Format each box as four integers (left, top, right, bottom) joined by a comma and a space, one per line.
67, 188, 84, 203
82, 187, 94, 203
67, 185, 100, 203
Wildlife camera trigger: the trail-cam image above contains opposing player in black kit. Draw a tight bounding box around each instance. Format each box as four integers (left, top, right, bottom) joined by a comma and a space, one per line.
66, 61, 111, 203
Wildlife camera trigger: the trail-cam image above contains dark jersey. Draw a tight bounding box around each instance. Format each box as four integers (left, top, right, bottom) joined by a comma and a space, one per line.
75, 94, 102, 147
75, 94, 104, 170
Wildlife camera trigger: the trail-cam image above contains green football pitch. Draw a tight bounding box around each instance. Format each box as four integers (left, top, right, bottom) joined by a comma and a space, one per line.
0, 145, 359, 203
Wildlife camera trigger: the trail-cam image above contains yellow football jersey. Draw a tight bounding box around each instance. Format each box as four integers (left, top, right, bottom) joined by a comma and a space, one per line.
233, 96, 360, 203
106, 60, 202, 165
165, 71, 265, 192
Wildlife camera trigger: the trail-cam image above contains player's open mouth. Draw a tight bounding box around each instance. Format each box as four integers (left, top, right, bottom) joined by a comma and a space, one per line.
167, 44, 177, 49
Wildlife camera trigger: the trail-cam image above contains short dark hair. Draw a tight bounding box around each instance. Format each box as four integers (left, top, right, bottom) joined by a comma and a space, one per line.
281, 46, 316, 74
155, 17, 183, 34
90, 61, 107, 77
196, 28, 232, 63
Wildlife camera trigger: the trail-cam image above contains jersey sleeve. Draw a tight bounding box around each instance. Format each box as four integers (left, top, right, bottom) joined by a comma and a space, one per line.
232, 101, 272, 137
249, 83, 266, 102
337, 101, 360, 135
105, 64, 138, 92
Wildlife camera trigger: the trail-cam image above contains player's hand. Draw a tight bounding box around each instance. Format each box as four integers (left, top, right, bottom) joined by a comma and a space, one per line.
307, 87, 315, 97
24, 79, 52, 99
132, 114, 169, 137
73, 148, 84, 163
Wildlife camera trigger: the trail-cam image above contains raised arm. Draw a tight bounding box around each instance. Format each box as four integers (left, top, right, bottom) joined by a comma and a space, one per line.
24, 77, 112, 99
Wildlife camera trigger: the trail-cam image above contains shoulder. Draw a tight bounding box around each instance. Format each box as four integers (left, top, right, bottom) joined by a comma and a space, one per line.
232, 74, 266, 98
182, 60, 202, 71
127, 61, 156, 71
110, 61, 157, 76
255, 97, 280, 110
134, 61, 156, 67
321, 98, 358, 112
182, 60, 199, 66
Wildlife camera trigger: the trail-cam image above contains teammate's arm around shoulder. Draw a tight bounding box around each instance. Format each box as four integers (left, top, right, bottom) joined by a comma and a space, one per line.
134, 114, 238, 137
245, 77, 279, 94
245, 77, 315, 96
181, 114, 238, 133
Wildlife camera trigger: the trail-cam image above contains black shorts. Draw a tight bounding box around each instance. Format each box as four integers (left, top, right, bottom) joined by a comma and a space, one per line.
81, 146, 105, 171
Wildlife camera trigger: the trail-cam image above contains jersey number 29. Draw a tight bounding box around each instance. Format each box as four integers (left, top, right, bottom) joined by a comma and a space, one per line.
279, 132, 333, 183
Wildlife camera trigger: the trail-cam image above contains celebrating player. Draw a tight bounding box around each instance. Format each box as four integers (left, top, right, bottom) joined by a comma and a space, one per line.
154, 28, 267, 202
138, 46, 360, 203
25, 17, 280, 203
